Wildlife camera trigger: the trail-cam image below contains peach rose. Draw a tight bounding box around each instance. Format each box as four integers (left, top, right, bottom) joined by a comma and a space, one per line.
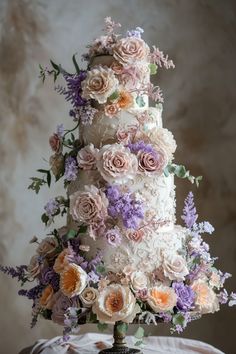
117, 91, 133, 109
53, 249, 70, 274
77, 144, 98, 170
80, 287, 98, 307
60, 263, 87, 298
36, 237, 58, 260
49, 134, 61, 153
96, 143, 138, 184
162, 254, 189, 281
191, 280, 219, 314
81, 66, 119, 104
104, 103, 120, 118
69, 185, 108, 224
39, 284, 54, 309
28, 255, 47, 279
137, 149, 168, 176
113, 37, 150, 64
126, 229, 144, 243
110, 60, 124, 74
147, 285, 177, 312
92, 284, 140, 324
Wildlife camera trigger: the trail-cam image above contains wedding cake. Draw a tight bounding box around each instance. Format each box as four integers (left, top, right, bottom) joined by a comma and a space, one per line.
2, 18, 235, 338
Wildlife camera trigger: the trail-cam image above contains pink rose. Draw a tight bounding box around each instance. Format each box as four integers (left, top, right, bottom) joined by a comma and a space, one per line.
104, 103, 120, 118
69, 185, 108, 225
116, 126, 137, 144
126, 229, 144, 243
81, 66, 119, 104
137, 149, 167, 176
113, 37, 150, 64
49, 134, 61, 153
77, 144, 98, 170
96, 143, 138, 184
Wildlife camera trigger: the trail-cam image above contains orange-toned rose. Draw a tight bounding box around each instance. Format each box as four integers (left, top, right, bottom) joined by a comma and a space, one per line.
118, 91, 133, 109
191, 280, 219, 314
53, 249, 70, 274
104, 103, 120, 118
39, 285, 54, 309
147, 285, 177, 312
126, 229, 144, 243
60, 263, 87, 297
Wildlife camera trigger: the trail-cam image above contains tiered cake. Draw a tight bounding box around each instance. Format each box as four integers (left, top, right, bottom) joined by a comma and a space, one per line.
2, 18, 235, 338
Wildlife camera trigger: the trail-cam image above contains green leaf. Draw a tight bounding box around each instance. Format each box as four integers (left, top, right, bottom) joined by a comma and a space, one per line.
50, 60, 60, 71
37, 169, 49, 174
136, 96, 146, 107
149, 63, 158, 75
97, 322, 108, 332
117, 322, 128, 334
78, 225, 87, 233
172, 313, 185, 327
108, 90, 119, 101
134, 340, 143, 347
66, 229, 78, 240
163, 166, 170, 177
174, 165, 187, 178
96, 264, 106, 274
41, 213, 49, 225
72, 54, 80, 74
134, 326, 145, 339
46, 171, 51, 187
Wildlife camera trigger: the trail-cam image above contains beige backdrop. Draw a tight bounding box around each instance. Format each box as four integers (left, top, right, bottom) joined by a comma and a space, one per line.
0, 0, 235, 353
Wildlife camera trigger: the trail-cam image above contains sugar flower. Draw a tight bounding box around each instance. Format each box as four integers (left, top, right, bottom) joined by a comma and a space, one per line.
96, 143, 138, 184
137, 148, 168, 176
105, 226, 122, 247
64, 156, 78, 182
172, 282, 195, 311
104, 103, 120, 118
49, 133, 61, 153
148, 128, 177, 161
51, 291, 79, 326
113, 37, 150, 64
162, 253, 189, 281
44, 198, 59, 218
147, 285, 177, 312
80, 287, 98, 308
130, 271, 148, 292
39, 284, 55, 310
60, 263, 87, 298
191, 279, 219, 314
53, 249, 71, 274
126, 27, 144, 39
36, 237, 58, 260
92, 284, 140, 324
81, 66, 119, 104
77, 144, 99, 170
69, 185, 108, 226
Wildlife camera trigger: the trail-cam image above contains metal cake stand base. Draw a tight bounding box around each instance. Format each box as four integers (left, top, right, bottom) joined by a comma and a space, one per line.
99, 322, 143, 354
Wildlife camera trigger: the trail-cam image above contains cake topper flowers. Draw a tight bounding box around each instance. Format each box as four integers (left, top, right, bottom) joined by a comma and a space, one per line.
1, 18, 235, 347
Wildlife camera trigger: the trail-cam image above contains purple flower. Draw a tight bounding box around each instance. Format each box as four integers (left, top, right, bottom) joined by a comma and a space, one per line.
51, 291, 79, 326
56, 72, 87, 108
56, 123, 64, 138
41, 267, 60, 291
0, 264, 28, 283
158, 312, 172, 323
64, 156, 78, 181
106, 185, 145, 230
181, 192, 198, 229
44, 198, 59, 217
87, 270, 100, 283
126, 27, 144, 38
218, 289, 228, 304
229, 292, 236, 307
19, 285, 44, 300
105, 227, 122, 247
126, 140, 155, 155
172, 282, 195, 311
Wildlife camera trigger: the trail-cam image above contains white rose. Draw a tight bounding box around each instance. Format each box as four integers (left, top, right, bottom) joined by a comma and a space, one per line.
148, 128, 177, 161
130, 271, 148, 291
92, 284, 140, 324
191, 279, 220, 314
80, 287, 98, 308
162, 253, 189, 281
147, 285, 177, 312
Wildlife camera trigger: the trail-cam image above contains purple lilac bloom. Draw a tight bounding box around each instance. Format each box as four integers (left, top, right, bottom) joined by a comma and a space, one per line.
181, 192, 198, 229
126, 27, 144, 38
56, 123, 64, 138
219, 271, 232, 286
57, 72, 87, 108
41, 267, 60, 292
79, 105, 98, 125
229, 292, 236, 307
126, 140, 156, 155
218, 289, 228, 304
64, 156, 78, 181
88, 270, 100, 283
19, 285, 44, 300
105, 227, 122, 247
158, 312, 172, 323
44, 198, 59, 217
172, 282, 195, 311
106, 185, 145, 230
0, 264, 28, 282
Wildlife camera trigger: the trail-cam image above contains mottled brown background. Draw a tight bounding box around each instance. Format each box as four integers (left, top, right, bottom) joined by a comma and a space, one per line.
0, 0, 235, 353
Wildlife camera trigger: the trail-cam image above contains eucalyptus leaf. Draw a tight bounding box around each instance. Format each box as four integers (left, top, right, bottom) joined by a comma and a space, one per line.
117, 322, 128, 334
66, 229, 77, 240
136, 96, 146, 107
97, 322, 108, 332
134, 326, 145, 339
172, 313, 185, 327
149, 63, 158, 75
109, 90, 119, 101
134, 340, 143, 347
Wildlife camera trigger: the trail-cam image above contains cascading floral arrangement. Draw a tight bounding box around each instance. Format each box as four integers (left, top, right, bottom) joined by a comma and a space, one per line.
1, 17, 235, 343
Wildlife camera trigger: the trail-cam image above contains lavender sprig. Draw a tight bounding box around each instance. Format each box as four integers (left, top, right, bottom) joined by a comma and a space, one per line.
181, 192, 198, 229
0, 265, 28, 284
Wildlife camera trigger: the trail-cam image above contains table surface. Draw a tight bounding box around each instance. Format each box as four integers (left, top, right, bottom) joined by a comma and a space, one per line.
19, 333, 225, 354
